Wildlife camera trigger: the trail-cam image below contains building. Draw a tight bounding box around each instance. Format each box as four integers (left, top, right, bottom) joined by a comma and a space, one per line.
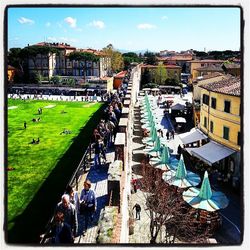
27, 42, 111, 83
113, 71, 127, 89
188, 59, 225, 81
198, 76, 241, 188
192, 73, 228, 125
140, 64, 181, 83
157, 54, 193, 73
222, 63, 241, 77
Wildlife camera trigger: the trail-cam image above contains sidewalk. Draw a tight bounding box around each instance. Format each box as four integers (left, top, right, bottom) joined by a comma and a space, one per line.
74, 149, 115, 243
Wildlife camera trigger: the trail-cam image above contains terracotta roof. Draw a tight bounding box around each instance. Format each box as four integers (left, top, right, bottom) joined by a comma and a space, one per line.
78, 48, 107, 56
141, 64, 181, 69
188, 59, 225, 63
223, 63, 240, 69
157, 55, 193, 61
195, 65, 224, 72
33, 42, 76, 49
199, 72, 225, 80
200, 76, 241, 96
114, 71, 127, 78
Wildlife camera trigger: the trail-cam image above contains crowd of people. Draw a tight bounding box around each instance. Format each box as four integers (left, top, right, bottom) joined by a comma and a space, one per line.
42, 88, 127, 244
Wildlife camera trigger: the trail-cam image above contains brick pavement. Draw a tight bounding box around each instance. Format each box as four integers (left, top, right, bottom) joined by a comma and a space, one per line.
74, 149, 115, 244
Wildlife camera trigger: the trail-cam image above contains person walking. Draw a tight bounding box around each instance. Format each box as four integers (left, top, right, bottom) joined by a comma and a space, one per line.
47, 212, 73, 244
133, 203, 141, 220
166, 130, 169, 140
79, 180, 97, 236
24, 121, 27, 129
171, 129, 175, 139
55, 194, 78, 238
65, 185, 80, 214
93, 139, 102, 167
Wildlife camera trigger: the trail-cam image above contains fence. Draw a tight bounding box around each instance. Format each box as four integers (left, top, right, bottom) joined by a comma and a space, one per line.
40, 142, 92, 244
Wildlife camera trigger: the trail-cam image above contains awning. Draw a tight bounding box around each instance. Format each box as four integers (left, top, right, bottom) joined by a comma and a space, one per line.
171, 103, 186, 110
187, 141, 235, 166
179, 128, 208, 144
175, 117, 186, 123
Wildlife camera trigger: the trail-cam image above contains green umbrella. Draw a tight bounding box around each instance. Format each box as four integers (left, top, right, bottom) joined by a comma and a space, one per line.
175, 154, 187, 179
182, 171, 229, 211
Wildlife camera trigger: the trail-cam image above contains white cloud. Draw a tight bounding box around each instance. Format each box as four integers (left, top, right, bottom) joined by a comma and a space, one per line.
64, 17, 77, 28
46, 22, 51, 27
161, 16, 168, 20
89, 20, 105, 29
18, 17, 34, 25
137, 23, 156, 29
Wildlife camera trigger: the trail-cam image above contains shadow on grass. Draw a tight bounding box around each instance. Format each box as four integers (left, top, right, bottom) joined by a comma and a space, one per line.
6, 104, 107, 244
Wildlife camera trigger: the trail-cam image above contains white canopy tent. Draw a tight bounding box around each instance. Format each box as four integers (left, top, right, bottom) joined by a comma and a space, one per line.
179, 128, 208, 145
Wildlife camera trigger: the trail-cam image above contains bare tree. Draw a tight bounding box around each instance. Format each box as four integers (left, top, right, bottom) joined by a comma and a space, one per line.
140, 162, 212, 244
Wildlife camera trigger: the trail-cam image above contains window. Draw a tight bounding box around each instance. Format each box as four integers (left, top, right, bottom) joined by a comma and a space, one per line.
210, 121, 214, 133
237, 132, 241, 146
223, 126, 229, 140
202, 94, 209, 105
211, 97, 217, 109
204, 116, 207, 128
224, 100, 231, 113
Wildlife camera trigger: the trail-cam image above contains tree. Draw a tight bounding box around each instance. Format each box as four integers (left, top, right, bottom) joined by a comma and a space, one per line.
50, 75, 61, 85
122, 52, 142, 70
155, 64, 167, 85
140, 162, 212, 244
144, 51, 157, 65
141, 68, 152, 86
68, 51, 100, 81
103, 44, 124, 73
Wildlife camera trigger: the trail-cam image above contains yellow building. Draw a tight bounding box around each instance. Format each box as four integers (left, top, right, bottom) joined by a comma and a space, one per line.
198, 76, 241, 188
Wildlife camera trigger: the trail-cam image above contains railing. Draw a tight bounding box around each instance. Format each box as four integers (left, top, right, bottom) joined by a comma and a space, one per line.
40, 142, 93, 244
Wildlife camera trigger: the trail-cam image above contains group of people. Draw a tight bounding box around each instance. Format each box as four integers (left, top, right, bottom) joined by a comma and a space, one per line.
166, 129, 175, 140
44, 180, 97, 244
91, 95, 123, 168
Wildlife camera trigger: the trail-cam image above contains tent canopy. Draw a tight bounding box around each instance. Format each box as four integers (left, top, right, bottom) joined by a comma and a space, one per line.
187, 141, 235, 166
171, 103, 186, 110
179, 128, 207, 144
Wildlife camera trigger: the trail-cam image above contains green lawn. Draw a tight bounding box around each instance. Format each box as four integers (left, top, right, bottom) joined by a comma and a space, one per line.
7, 99, 102, 231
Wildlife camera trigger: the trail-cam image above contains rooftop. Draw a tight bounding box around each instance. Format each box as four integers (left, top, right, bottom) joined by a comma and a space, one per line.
223, 63, 240, 69
195, 65, 224, 72
200, 76, 241, 96
141, 64, 181, 69
188, 59, 225, 63
33, 42, 76, 50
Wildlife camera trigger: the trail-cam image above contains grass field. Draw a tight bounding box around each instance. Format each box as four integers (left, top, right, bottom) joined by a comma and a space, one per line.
7, 99, 102, 232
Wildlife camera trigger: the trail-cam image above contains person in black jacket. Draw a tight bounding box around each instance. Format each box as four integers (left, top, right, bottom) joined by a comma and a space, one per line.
133, 203, 141, 220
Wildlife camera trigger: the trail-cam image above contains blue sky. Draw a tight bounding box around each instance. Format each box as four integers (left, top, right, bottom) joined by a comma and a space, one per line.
7, 7, 241, 52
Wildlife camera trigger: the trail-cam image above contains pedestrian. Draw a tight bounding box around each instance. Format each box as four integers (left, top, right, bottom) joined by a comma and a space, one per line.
79, 180, 97, 236
166, 130, 169, 140
133, 203, 141, 220
46, 212, 73, 244
65, 185, 80, 214
131, 178, 137, 193
177, 145, 182, 155
171, 129, 175, 139
24, 121, 27, 129
54, 194, 78, 238
93, 139, 101, 167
